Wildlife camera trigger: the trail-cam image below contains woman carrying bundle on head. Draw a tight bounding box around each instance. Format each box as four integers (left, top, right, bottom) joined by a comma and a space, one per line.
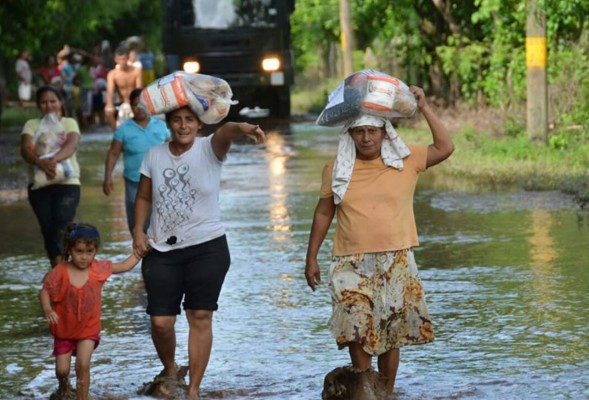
305, 85, 454, 395
133, 72, 267, 399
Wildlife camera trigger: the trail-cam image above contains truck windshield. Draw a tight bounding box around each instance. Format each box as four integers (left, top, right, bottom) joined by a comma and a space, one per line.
190, 0, 277, 29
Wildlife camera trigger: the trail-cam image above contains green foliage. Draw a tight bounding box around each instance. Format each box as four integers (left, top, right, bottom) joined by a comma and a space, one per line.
547, 31, 589, 130
2, 0, 589, 143
0, 0, 162, 59
290, 0, 340, 70
414, 124, 589, 193
0, 106, 38, 128
291, 76, 342, 115
503, 114, 526, 138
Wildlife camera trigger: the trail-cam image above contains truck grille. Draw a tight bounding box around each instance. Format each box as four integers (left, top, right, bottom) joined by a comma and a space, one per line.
198, 54, 261, 75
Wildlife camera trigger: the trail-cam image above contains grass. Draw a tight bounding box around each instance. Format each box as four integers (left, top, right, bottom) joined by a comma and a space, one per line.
291, 77, 341, 116
401, 121, 589, 204
0, 104, 38, 129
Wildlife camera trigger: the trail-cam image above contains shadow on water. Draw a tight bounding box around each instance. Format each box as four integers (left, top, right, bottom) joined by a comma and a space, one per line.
1, 122, 589, 399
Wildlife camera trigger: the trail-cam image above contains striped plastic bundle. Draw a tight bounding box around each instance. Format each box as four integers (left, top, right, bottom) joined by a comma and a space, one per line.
139, 71, 237, 124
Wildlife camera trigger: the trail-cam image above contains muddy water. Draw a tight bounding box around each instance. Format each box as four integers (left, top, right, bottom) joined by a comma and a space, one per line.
1, 122, 588, 399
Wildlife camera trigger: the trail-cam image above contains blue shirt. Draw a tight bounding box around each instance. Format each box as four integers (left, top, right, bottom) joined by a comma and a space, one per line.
138, 51, 155, 70
114, 117, 170, 182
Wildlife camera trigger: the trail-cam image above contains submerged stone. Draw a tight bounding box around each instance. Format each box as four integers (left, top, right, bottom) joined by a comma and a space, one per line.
322, 366, 388, 400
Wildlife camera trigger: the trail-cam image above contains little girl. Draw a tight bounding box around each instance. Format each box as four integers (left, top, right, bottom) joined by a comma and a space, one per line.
39, 222, 141, 400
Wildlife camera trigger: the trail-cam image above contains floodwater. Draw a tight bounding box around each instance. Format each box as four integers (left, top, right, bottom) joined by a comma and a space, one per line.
1, 121, 588, 399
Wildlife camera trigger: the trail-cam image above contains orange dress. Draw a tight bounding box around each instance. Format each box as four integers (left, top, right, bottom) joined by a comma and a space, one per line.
43, 260, 113, 340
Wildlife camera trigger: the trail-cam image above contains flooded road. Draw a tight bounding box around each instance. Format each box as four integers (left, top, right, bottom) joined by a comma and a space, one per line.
1, 122, 588, 399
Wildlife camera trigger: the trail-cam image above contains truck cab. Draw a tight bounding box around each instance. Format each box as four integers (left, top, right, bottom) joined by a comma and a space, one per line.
162, 0, 295, 118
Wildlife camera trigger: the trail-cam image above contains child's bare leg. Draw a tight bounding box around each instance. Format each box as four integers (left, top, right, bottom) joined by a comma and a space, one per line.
74, 339, 96, 400
55, 353, 72, 392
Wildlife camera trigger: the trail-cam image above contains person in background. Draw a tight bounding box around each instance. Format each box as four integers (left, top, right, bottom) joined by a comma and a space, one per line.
15, 50, 32, 107
100, 40, 114, 70
74, 54, 95, 130
71, 75, 83, 128
37, 55, 61, 86
128, 48, 143, 71
90, 56, 108, 126
138, 44, 156, 86
57, 46, 76, 117
133, 105, 266, 400
20, 85, 82, 267
40, 222, 141, 400
305, 86, 454, 395
103, 88, 170, 233
105, 45, 142, 131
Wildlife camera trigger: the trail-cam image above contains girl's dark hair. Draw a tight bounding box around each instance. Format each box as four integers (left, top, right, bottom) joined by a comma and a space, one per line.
36, 85, 63, 104
62, 222, 101, 261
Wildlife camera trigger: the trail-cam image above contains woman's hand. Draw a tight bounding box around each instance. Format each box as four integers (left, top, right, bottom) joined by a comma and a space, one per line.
212, 121, 267, 160
305, 260, 322, 292
37, 157, 58, 180
102, 178, 114, 196
241, 123, 267, 144
409, 85, 429, 111
133, 230, 152, 258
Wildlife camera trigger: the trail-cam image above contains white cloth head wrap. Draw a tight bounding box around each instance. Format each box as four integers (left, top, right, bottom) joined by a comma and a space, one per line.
332, 114, 411, 204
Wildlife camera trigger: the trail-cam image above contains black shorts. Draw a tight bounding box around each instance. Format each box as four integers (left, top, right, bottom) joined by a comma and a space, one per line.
141, 235, 230, 315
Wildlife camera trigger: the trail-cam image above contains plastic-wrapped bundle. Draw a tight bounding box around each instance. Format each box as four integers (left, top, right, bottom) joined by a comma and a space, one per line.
316, 69, 417, 126
139, 71, 237, 124
31, 113, 76, 189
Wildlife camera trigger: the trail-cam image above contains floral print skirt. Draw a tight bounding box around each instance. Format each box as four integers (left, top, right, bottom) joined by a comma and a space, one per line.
327, 249, 434, 356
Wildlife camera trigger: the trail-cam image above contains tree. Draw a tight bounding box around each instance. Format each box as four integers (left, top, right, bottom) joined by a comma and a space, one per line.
0, 2, 161, 66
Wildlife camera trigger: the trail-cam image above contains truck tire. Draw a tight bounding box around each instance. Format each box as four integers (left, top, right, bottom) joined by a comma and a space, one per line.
272, 87, 291, 118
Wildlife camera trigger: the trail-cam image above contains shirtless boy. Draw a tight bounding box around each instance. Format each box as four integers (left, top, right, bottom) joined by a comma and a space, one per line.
105, 45, 142, 131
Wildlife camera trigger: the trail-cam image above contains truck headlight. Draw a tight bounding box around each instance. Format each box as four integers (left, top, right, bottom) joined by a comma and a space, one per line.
183, 60, 200, 74
262, 57, 281, 72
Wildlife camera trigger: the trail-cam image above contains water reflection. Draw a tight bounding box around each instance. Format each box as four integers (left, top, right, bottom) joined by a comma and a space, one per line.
528, 208, 557, 305
264, 132, 293, 239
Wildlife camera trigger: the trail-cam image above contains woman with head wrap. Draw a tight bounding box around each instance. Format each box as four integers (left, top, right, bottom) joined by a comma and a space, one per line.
305, 86, 454, 395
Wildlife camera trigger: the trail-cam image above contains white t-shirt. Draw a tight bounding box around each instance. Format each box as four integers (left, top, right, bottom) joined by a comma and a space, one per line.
139, 135, 225, 252
15, 59, 32, 83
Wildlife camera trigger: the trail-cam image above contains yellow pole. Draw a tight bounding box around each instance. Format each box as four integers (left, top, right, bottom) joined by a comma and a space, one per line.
339, 0, 353, 76
526, 0, 548, 144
